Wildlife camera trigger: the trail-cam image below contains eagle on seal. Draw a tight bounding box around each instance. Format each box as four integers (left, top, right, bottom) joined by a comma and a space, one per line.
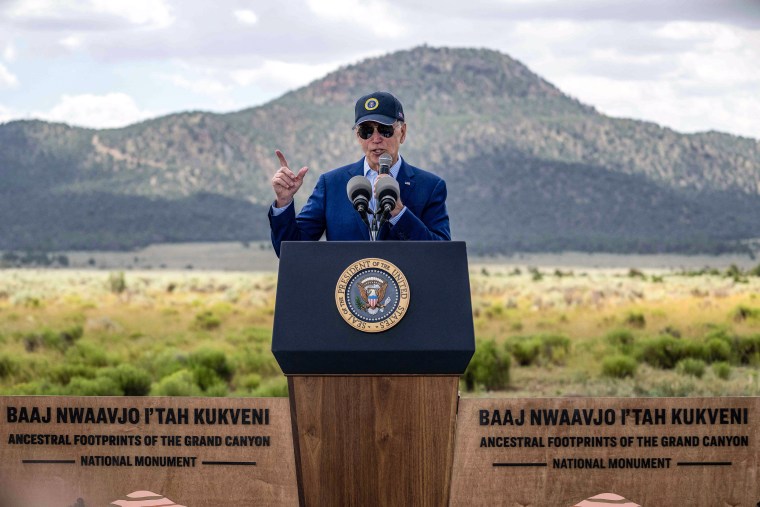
358, 276, 388, 311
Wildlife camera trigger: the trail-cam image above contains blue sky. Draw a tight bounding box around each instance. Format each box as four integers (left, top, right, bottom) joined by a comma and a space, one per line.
1, 0, 759, 138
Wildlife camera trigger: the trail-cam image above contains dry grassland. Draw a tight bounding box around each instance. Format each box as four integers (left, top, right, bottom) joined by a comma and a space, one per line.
1, 267, 759, 397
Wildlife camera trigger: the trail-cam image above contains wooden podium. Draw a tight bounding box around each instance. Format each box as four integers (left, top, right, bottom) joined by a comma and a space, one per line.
272, 242, 474, 506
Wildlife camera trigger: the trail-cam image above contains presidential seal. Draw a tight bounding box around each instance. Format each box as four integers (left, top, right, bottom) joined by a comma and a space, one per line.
364, 97, 379, 111
335, 258, 410, 333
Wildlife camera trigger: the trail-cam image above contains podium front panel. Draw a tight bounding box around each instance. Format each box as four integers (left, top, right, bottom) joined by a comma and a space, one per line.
272, 241, 474, 375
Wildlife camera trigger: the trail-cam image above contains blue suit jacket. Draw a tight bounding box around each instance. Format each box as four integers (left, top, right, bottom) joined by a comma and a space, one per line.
268, 158, 450, 256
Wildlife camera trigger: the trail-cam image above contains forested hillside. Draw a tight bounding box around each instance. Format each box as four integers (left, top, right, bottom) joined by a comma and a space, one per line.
1, 46, 758, 253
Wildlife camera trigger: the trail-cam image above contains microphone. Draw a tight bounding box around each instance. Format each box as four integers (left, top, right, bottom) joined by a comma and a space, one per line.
376, 152, 397, 217
379, 152, 392, 175
346, 175, 372, 225
347, 175, 372, 212
375, 177, 400, 216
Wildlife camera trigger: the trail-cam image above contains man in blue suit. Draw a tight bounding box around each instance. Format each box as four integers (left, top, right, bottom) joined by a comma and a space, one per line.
268, 91, 450, 257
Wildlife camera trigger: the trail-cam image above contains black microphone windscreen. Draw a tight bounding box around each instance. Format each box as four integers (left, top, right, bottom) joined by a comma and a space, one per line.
379, 152, 392, 174
347, 175, 372, 201
375, 176, 399, 200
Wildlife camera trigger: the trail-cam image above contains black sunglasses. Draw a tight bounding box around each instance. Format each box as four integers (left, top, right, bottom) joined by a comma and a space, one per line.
356, 123, 396, 139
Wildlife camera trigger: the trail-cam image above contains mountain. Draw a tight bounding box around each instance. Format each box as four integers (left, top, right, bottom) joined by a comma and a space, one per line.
1, 46, 759, 254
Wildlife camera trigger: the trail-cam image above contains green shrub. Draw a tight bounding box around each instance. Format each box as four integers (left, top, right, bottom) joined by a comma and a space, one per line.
64, 342, 109, 367
50, 364, 97, 385
539, 334, 571, 364
637, 336, 705, 369
676, 358, 706, 378
606, 329, 635, 354
66, 376, 123, 396
732, 305, 760, 322
704, 338, 732, 363
108, 271, 127, 294
189, 347, 232, 380
141, 349, 186, 379
484, 303, 504, 319
151, 370, 203, 397
510, 337, 542, 366
0, 356, 40, 384
194, 310, 222, 330
725, 264, 742, 276
735, 334, 760, 365
252, 376, 288, 397
712, 361, 732, 380
242, 327, 272, 343
748, 263, 760, 277
191, 366, 224, 392
508, 334, 571, 366
625, 312, 646, 329
236, 373, 263, 391
40, 329, 66, 351
0, 354, 17, 378
1, 380, 62, 396
646, 378, 697, 397
601, 355, 638, 378
22, 333, 41, 352
725, 264, 747, 282
20, 327, 79, 353
704, 328, 732, 344
59, 325, 84, 345
463, 339, 510, 391
234, 346, 281, 376
661, 326, 681, 338
204, 383, 229, 397
100, 365, 152, 396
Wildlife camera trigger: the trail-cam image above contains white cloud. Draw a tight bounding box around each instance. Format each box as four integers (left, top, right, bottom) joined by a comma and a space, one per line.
306, 0, 406, 38
0, 63, 20, 88
90, 0, 174, 28
651, 23, 760, 86
553, 74, 760, 137
158, 58, 339, 103
230, 59, 339, 90
33, 93, 156, 129
9, 0, 174, 29
59, 35, 84, 50
657, 21, 735, 44
513, 20, 585, 42
166, 74, 232, 95
0, 103, 17, 124
3, 43, 17, 63
234, 9, 259, 25
2, 0, 759, 138
498, 18, 760, 138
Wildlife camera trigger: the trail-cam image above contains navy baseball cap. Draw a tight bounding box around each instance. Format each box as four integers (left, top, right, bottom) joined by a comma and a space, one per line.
354, 91, 405, 126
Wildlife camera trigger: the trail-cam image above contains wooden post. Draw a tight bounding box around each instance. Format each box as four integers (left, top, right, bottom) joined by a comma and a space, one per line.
288, 376, 459, 507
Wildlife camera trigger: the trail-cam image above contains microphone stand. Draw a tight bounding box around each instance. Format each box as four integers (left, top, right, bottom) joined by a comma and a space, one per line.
376, 207, 390, 234
369, 211, 379, 241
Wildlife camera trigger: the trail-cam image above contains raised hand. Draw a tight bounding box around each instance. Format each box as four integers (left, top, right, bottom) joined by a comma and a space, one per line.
271, 150, 308, 208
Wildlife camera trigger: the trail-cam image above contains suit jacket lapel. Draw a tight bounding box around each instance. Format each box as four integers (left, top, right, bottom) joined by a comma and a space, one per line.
397, 160, 415, 205
348, 159, 364, 177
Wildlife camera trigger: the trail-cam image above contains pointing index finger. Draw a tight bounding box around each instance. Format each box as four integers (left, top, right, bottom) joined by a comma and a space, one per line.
275, 150, 289, 169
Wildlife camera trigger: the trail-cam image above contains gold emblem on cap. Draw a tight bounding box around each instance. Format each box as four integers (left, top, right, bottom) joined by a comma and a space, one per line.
364, 98, 379, 111
335, 257, 410, 333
